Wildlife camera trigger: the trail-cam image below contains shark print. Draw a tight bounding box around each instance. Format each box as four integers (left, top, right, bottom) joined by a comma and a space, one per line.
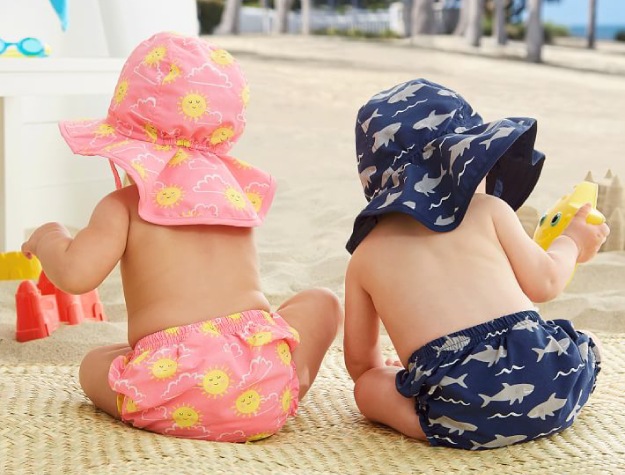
479, 126, 515, 150
359, 166, 376, 189
470, 434, 527, 450
478, 383, 535, 407
360, 108, 382, 133
371, 122, 401, 153
388, 83, 426, 103
512, 318, 541, 332
431, 335, 471, 357
414, 165, 446, 196
439, 373, 468, 389
527, 393, 567, 420
532, 336, 571, 362
434, 214, 455, 226
461, 345, 507, 367
429, 416, 478, 435
413, 109, 457, 131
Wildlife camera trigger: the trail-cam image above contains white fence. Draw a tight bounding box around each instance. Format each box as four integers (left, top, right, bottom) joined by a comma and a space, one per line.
238, 5, 404, 35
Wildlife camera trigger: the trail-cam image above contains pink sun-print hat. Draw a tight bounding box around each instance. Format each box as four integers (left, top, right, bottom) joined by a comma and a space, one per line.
59, 32, 275, 227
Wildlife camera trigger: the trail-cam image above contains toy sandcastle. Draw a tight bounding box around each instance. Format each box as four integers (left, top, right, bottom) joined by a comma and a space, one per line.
517, 170, 625, 252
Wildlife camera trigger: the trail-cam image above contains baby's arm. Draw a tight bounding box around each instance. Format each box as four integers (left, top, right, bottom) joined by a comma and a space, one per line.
21, 191, 130, 294
493, 199, 609, 302
344, 258, 386, 382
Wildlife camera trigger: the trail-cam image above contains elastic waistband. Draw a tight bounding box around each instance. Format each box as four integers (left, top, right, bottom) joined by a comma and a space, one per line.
413, 310, 541, 362
134, 309, 276, 351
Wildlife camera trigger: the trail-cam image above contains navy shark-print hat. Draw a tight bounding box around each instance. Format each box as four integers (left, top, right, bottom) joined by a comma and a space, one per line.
346, 78, 545, 254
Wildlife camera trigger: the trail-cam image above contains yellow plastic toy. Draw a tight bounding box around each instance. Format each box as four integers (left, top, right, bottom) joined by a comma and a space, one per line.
0, 252, 42, 280
533, 181, 606, 250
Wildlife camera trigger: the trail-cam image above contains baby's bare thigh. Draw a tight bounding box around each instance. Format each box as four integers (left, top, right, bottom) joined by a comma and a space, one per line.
79, 343, 131, 419
277, 288, 343, 399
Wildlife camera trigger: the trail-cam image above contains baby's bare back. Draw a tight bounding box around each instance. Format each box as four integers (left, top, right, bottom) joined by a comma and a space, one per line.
120, 191, 269, 347
353, 195, 535, 365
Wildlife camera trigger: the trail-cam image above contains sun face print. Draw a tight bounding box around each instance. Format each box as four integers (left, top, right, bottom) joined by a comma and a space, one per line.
281, 388, 293, 413
178, 92, 209, 122
228, 313, 243, 321
162, 63, 181, 84
150, 357, 178, 379
131, 349, 151, 366
144, 124, 159, 143
210, 126, 235, 146
245, 192, 263, 212
104, 139, 130, 152
211, 49, 234, 66
171, 405, 200, 429
224, 187, 248, 211
200, 368, 231, 398
247, 432, 273, 442
289, 326, 301, 343
247, 331, 273, 348
234, 158, 252, 169
155, 185, 184, 209
154, 143, 172, 152
144, 46, 167, 67
164, 326, 179, 335
233, 388, 262, 417
176, 137, 191, 148
94, 123, 116, 138
200, 320, 220, 336
167, 148, 189, 167
114, 79, 129, 105
276, 341, 292, 366
261, 311, 275, 325
131, 161, 147, 181
125, 398, 139, 413
241, 85, 250, 107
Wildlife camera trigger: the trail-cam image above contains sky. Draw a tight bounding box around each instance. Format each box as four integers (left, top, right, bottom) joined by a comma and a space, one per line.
542, 0, 625, 26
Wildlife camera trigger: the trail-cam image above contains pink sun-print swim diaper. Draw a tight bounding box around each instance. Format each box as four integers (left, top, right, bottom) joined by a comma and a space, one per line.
108, 310, 300, 442
59, 31, 276, 228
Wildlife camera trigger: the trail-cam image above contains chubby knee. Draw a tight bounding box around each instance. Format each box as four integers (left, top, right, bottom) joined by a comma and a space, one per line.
311, 287, 343, 338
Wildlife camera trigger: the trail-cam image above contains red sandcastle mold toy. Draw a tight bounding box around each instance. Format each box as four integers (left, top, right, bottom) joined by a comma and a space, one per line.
15, 271, 106, 342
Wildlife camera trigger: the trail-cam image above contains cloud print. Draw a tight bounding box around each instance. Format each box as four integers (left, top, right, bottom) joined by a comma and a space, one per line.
186, 62, 232, 88
223, 342, 243, 358
193, 174, 230, 192
188, 158, 219, 170
129, 96, 158, 123
138, 406, 168, 422
161, 372, 201, 400
238, 356, 273, 389
112, 379, 146, 403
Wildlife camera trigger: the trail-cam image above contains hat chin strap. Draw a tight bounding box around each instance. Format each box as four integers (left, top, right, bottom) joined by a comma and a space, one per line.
109, 160, 123, 190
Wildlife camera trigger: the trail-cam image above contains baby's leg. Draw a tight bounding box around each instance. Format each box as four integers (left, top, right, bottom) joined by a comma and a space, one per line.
79, 343, 131, 419
354, 366, 427, 440
276, 288, 343, 399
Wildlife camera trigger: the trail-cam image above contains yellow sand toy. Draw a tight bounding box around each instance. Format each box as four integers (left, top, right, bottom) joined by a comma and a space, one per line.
533, 181, 605, 250
0, 252, 42, 280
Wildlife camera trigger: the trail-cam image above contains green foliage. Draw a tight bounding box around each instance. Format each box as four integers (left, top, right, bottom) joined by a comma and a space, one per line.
616, 30, 625, 42
543, 22, 570, 41
313, 27, 401, 40
197, 0, 224, 34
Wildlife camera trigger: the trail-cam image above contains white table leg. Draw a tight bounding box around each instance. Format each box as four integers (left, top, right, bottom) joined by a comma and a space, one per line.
0, 96, 25, 251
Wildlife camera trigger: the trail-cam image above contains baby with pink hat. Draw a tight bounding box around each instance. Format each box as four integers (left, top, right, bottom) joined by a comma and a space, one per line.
22, 32, 342, 442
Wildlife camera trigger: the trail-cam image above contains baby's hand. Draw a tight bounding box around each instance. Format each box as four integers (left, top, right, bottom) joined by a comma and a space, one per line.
561, 204, 610, 264
21, 222, 71, 259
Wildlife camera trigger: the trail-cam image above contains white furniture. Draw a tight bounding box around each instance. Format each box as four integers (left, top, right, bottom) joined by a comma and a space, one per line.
0, 58, 123, 251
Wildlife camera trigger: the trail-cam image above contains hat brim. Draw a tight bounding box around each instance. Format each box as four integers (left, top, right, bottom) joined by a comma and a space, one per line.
59, 119, 276, 227
346, 119, 544, 253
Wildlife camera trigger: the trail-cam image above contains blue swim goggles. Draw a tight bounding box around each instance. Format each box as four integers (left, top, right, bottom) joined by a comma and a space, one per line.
0, 38, 48, 57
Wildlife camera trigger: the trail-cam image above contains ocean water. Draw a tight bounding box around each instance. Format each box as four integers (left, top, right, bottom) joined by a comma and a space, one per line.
568, 24, 625, 40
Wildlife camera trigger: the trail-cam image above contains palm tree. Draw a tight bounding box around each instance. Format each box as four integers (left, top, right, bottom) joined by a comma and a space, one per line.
274, 0, 292, 33
587, 0, 598, 49
411, 0, 436, 35
526, 0, 543, 62
301, 0, 312, 35
453, 0, 469, 36
493, 0, 507, 45
465, 0, 484, 46
215, 0, 242, 34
